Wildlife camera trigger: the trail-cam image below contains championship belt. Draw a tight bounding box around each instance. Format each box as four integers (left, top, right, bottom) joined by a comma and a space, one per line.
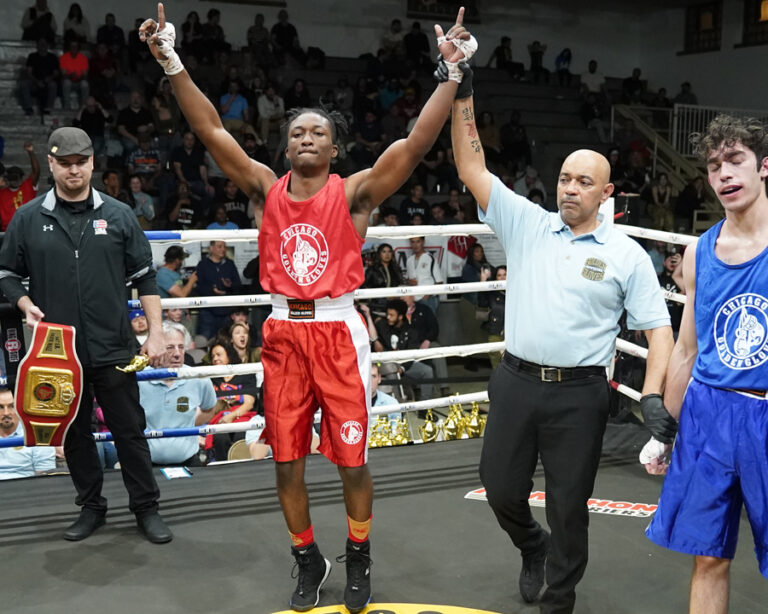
14, 322, 83, 446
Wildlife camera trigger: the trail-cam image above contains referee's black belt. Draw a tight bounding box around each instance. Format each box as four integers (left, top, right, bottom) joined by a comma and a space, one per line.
503, 354, 605, 383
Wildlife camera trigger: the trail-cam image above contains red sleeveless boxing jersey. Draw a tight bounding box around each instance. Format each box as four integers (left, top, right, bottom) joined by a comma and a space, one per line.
259, 172, 365, 299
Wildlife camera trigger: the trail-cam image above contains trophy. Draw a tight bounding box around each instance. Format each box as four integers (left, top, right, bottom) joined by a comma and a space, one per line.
418, 409, 439, 443
442, 407, 461, 440
369, 415, 394, 448
478, 402, 488, 437
381, 422, 394, 446
116, 354, 150, 373
401, 413, 413, 444
391, 416, 411, 445
465, 403, 483, 438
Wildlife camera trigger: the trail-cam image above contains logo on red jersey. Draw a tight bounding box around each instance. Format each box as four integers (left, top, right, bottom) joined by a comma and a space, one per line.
340, 420, 364, 445
280, 224, 329, 286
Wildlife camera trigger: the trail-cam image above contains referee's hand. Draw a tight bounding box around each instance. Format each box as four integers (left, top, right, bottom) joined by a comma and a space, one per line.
640, 394, 678, 444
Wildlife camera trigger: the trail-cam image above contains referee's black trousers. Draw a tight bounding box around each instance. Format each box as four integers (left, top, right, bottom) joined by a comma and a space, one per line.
479, 363, 610, 614
64, 366, 160, 516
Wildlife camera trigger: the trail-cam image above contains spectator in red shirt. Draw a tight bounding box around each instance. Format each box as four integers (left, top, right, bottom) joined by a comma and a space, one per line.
59, 40, 89, 110
0, 142, 40, 231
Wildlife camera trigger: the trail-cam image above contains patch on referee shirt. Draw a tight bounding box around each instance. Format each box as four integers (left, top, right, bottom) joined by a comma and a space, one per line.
287, 299, 315, 319
581, 257, 606, 281
176, 397, 190, 413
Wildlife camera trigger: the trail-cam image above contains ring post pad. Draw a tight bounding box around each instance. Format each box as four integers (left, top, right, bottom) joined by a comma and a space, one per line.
14, 322, 83, 446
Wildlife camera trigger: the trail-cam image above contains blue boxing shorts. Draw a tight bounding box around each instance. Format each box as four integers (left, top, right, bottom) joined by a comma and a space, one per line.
646, 379, 768, 577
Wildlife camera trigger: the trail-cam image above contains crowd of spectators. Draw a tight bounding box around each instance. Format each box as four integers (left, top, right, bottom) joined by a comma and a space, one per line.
13, 5, 497, 233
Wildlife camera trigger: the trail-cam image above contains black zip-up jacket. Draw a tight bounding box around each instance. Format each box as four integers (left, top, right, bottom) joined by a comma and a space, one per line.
0, 188, 158, 367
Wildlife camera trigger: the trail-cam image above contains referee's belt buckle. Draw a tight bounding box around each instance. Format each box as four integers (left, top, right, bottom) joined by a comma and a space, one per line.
287, 299, 315, 320
541, 367, 562, 383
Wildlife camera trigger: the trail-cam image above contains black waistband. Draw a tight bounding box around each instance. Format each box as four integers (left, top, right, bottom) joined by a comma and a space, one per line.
503, 353, 605, 383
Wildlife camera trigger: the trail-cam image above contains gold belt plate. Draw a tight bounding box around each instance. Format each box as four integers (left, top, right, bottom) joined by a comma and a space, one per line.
23, 366, 78, 417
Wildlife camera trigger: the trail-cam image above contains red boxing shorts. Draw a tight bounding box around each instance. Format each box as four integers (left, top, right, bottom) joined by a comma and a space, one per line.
261, 293, 371, 467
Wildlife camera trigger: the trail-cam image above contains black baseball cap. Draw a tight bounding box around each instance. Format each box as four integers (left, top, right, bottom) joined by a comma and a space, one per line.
164, 245, 190, 262
48, 127, 94, 157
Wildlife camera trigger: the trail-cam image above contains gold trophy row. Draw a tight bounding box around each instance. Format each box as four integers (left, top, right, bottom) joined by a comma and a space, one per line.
369, 400, 487, 448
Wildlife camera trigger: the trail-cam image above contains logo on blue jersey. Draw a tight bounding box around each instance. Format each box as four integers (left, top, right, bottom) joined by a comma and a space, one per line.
713, 293, 768, 370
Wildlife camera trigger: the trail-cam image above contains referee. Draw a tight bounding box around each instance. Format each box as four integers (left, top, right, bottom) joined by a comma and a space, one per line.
450, 67, 676, 613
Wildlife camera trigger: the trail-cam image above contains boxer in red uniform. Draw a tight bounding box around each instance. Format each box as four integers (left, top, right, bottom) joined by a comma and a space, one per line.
141, 4, 475, 611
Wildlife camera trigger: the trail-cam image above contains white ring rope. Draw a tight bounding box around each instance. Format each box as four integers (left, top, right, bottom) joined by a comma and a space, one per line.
148, 224, 698, 245
140, 282, 684, 312
615, 339, 649, 360
92, 416, 267, 441
612, 382, 642, 402
619, 224, 697, 246
143, 339, 649, 382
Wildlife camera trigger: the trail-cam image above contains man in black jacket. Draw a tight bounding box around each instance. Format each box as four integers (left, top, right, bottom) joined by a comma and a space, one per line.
373, 298, 433, 401
402, 294, 449, 396
0, 127, 171, 544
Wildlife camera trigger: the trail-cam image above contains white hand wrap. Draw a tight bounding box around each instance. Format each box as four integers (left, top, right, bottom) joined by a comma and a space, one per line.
155, 22, 184, 76
639, 437, 668, 465
452, 34, 478, 61
436, 34, 479, 62
443, 59, 464, 83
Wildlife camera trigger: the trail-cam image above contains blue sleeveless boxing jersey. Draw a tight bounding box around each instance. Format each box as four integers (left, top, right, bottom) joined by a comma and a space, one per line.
692, 219, 768, 388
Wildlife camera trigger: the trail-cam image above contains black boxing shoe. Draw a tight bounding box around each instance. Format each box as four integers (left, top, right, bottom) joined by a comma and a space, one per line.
336, 538, 372, 613
136, 511, 173, 544
290, 542, 331, 612
63, 508, 106, 541
519, 531, 549, 603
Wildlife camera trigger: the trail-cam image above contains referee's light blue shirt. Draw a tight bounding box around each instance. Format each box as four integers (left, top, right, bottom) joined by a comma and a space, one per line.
480, 176, 670, 367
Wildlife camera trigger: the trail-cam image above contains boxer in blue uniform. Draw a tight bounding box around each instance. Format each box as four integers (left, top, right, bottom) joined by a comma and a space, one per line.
645, 115, 768, 614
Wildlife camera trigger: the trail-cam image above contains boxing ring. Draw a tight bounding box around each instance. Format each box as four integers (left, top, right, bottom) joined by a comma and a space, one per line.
2, 222, 767, 614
